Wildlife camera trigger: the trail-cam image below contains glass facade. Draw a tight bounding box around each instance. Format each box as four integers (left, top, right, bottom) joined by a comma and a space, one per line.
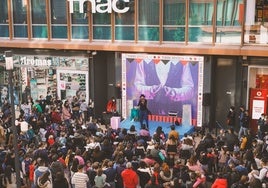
163, 0, 185, 42
244, 0, 268, 44
189, 0, 213, 43
115, 0, 135, 41
216, 0, 243, 44
0, 0, 9, 38
1, 0, 267, 45
138, 0, 159, 41
92, 0, 111, 40
71, 1, 89, 39
13, 0, 28, 38
31, 0, 47, 38
51, 0, 67, 39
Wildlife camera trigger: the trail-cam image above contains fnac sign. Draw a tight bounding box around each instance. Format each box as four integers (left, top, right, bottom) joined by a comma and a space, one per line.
68, 0, 130, 14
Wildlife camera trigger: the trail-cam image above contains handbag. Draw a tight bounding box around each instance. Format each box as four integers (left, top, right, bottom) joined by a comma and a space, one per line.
158, 151, 165, 161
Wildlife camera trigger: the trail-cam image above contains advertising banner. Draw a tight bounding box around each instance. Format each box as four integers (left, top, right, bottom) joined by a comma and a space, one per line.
122, 54, 204, 127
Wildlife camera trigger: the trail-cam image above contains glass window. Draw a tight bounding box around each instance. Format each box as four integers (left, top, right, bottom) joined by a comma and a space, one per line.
115, 0, 135, 40
0, 0, 9, 38
189, 0, 214, 43
13, 0, 28, 38
51, 0, 67, 39
93, 0, 111, 40
244, 0, 268, 44
216, 0, 243, 44
138, 0, 159, 41
31, 0, 47, 38
163, 0, 186, 42
71, 1, 89, 39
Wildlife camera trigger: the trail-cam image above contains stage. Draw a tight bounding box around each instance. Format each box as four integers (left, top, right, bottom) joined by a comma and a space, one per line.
119, 118, 195, 140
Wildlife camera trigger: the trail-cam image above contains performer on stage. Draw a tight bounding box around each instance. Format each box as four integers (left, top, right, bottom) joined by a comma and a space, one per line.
138, 94, 149, 129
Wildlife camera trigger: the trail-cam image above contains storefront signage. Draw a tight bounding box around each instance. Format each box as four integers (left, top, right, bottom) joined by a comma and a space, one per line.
20, 57, 52, 67
68, 0, 130, 14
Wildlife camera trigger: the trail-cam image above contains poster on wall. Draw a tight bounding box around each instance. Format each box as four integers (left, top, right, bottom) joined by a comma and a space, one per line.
57, 70, 89, 102
0, 85, 20, 107
122, 54, 204, 127
252, 100, 265, 119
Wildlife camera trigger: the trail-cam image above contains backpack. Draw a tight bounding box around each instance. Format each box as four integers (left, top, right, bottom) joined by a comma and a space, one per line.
37, 170, 51, 188
262, 167, 268, 183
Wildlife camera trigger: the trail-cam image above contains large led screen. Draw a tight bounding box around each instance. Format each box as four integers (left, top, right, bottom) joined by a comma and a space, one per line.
122, 54, 204, 127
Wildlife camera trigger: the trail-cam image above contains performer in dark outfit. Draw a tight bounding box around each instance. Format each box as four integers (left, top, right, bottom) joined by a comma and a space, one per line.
138, 94, 149, 129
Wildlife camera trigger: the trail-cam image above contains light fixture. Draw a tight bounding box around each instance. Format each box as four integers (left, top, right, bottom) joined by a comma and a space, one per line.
92, 51, 97, 56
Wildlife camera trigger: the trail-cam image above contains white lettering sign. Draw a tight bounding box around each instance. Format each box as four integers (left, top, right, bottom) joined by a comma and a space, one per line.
68, 0, 130, 14
20, 57, 52, 67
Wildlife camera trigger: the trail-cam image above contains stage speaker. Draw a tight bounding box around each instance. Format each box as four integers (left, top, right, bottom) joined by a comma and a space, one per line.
203, 93, 210, 106
115, 86, 121, 99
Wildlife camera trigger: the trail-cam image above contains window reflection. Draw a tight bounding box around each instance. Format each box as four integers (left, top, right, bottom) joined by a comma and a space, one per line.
71, 1, 89, 39
93, 0, 111, 40
51, 0, 67, 39
13, 0, 28, 38
216, 0, 243, 44
189, 0, 213, 43
163, 0, 185, 42
138, 0, 159, 41
115, 0, 135, 40
31, 0, 47, 38
0, 0, 9, 37
244, 0, 268, 44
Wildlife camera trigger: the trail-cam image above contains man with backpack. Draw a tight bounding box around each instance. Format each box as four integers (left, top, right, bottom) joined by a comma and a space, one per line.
253, 157, 268, 185
33, 158, 52, 188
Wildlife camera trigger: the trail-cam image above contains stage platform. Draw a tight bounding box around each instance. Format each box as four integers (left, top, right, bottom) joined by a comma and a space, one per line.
120, 118, 195, 140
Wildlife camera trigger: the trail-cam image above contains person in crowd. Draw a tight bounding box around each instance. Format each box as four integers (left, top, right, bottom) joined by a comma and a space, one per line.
165, 134, 178, 166
252, 157, 268, 183
103, 160, 116, 188
153, 126, 166, 145
52, 171, 69, 188
257, 113, 267, 140
121, 162, 139, 188
137, 160, 152, 188
211, 172, 228, 188
159, 162, 173, 185
238, 106, 250, 140
94, 168, 109, 188
106, 97, 117, 113
62, 100, 72, 130
80, 99, 88, 124
139, 124, 151, 142
223, 128, 240, 152
138, 94, 149, 129
33, 158, 52, 188
21, 153, 32, 187
71, 164, 89, 188
226, 106, 236, 128
168, 124, 179, 141
144, 175, 161, 188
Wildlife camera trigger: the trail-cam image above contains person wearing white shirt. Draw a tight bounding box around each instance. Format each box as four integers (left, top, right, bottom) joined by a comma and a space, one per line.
71, 164, 89, 188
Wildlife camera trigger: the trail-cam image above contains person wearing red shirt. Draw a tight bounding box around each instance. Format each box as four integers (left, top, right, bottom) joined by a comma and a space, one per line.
121, 162, 139, 188
106, 97, 116, 113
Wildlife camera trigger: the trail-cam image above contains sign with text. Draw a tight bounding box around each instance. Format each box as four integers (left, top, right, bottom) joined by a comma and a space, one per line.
68, 0, 130, 14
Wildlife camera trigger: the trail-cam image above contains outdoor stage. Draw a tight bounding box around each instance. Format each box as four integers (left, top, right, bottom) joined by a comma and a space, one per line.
120, 118, 195, 140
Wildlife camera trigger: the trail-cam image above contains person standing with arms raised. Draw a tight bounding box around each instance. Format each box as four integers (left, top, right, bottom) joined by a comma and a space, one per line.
138, 94, 149, 129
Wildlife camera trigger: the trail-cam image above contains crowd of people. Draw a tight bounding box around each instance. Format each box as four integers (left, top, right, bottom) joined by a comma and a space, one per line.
0, 95, 268, 188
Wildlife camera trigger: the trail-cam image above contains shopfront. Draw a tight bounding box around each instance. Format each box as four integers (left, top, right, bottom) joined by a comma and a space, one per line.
12, 55, 89, 104
248, 65, 268, 133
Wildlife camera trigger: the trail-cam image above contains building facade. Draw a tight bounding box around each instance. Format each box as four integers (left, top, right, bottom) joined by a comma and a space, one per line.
0, 0, 268, 131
